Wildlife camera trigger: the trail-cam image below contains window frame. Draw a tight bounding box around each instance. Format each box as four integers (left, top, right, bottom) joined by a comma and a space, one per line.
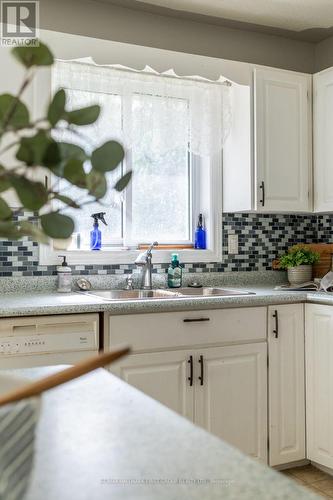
35, 66, 222, 265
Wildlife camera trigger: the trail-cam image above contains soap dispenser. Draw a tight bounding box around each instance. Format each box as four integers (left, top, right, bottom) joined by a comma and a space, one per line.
167, 253, 182, 288
90, 212, 107, 250
57, 255, 72, 293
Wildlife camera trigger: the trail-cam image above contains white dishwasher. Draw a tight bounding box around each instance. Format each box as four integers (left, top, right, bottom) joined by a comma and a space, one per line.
0, 313, 99, 369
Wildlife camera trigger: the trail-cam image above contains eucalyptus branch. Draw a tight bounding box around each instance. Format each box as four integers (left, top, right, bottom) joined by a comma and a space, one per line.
1, 68, 36, 132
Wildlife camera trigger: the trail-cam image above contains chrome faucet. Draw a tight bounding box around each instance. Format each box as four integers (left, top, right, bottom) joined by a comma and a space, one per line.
135, 241, 158, 290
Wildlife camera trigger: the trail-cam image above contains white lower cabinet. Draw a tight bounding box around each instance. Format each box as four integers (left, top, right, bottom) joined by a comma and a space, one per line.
306, 304, 333, 469
112, 349, 194, 421
268, 304, 306, 466
108, 307, 268, 461
195, 343, 267, 462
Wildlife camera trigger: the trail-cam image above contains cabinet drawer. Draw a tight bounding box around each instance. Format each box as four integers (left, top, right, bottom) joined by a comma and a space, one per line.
108, 307, 266, 352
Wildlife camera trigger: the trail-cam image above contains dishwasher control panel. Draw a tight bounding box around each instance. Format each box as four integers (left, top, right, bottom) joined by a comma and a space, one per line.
0, 331, 97, 356
0, 314, 99, 357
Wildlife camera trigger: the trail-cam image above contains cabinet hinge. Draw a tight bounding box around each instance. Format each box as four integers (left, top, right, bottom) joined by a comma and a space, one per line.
267, 355, 269, 368
267, 436, 270, 453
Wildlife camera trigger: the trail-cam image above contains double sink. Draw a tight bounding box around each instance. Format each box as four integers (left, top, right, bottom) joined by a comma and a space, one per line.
82, 287, 255, 301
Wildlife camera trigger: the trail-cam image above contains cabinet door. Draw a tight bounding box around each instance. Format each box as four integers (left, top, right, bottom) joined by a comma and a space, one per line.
268, 305, 305, 466
254, 68, 311, 212
194, 343, 267, 462
314, 68, 333, 212
306, 304, 333, 469
110, 350, 194, 421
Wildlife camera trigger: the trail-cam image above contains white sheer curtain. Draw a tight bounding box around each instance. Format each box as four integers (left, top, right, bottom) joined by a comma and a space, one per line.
52, 59, 232, 158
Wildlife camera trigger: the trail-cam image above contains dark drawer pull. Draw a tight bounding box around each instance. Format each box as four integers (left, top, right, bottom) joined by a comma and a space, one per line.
259, 181, 265, 206
187, 355, 193, 386
183, 318, 210, 323
198, 355, 204, 386
273, 310, 279, 338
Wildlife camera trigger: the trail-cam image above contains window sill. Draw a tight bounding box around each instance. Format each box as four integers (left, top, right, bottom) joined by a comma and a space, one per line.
39, 246, 222, 266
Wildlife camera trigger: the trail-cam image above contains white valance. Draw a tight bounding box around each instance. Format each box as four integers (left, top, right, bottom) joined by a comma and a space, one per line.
52, 59, 232, 158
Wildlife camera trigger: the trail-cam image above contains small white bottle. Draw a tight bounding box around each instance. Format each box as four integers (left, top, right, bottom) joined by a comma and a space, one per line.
57, 255, 72, 293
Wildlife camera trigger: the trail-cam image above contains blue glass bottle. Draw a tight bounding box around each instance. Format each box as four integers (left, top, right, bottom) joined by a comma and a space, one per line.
195, 214, 206, 249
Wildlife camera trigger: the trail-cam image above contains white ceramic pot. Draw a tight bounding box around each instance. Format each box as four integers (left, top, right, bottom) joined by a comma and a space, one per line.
0, 375, 40, 500
287, 265, 312, 285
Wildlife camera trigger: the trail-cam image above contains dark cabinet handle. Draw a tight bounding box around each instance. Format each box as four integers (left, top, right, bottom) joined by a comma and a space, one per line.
183, 318, 210, 323
259, 181, 265, 206
273, 310, 279, 338
187, 355, 193, 386
198, 355, 204, 386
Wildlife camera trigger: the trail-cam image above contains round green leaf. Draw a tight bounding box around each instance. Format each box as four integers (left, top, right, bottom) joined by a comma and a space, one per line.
16, 130, 51, 166
41, 212, 74, 239
114, 171, 132, 192
47, 89, 66, 126
58, 142, 87, 162
0, 94, 29, 130
87, 170, 107, 199
10, 176, 48, 210
11, 42, 54, 68
0, 197, 11, 220
63, 159, 87, 188
66, 105, 100, 126
91, 141, 124, 172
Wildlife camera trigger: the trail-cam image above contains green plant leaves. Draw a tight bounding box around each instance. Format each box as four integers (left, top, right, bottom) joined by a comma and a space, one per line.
53, 194, 80, 209
63, 159, 87, 188
0, 221, 21, 239
66, 105, 100, 126
41, 212, 74, 239
10, 176, 48, 211
0, 94, 29, 130
87, 170, 107, 199
0, 197, 11, 220
16, 130, 52, 166
58, 142, 87, 162
11, 42, 54, 68
114, 171, 132, 192
18, 221, 49, 244
91, 141, 124, 172
0, 166, 11, 193
47, 89, 66, 126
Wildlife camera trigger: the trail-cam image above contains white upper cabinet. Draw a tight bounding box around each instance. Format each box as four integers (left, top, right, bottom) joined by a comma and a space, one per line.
223, 68, 312, 213
313, 68, 333, 212
254, 68, 312, 212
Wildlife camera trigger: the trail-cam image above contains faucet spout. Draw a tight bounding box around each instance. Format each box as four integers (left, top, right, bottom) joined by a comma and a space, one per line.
135, 241, 158, 289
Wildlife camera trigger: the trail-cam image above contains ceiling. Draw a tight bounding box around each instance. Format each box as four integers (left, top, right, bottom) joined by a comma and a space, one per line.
105, 0, 333, 42
134, 0, 333, 32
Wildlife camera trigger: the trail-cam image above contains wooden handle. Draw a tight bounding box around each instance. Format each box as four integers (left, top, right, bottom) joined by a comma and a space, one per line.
0, 347, 130, 407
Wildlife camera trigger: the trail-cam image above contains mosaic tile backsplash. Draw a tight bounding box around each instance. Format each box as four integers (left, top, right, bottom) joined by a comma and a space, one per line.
0, 212, 331, 277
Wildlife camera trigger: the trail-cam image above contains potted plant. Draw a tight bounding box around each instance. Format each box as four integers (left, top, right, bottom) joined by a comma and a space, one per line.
278, 245, 320, 285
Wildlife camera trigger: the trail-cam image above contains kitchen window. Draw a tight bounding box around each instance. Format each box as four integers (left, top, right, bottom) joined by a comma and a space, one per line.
39, 60, 230, 264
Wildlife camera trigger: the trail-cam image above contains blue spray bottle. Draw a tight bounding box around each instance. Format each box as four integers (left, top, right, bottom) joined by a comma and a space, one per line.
90, 212, 107, 250
194, 213, 207, 249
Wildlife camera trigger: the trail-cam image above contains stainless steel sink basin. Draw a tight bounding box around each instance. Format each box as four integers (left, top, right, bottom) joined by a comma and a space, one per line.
177, 287, 255, 297
82, 289, 183, 300
80, 287, 255, 301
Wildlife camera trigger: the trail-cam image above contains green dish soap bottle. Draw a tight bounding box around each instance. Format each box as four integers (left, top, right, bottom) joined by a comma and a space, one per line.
168, 253, 182, 288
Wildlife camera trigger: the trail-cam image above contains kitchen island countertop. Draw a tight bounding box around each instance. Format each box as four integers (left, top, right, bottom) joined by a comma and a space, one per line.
21, 367, 317, 500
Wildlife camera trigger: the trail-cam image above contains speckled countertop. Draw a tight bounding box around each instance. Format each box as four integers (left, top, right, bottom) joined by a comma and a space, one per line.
1, 286, 333, 318
20, 367, 316, 500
